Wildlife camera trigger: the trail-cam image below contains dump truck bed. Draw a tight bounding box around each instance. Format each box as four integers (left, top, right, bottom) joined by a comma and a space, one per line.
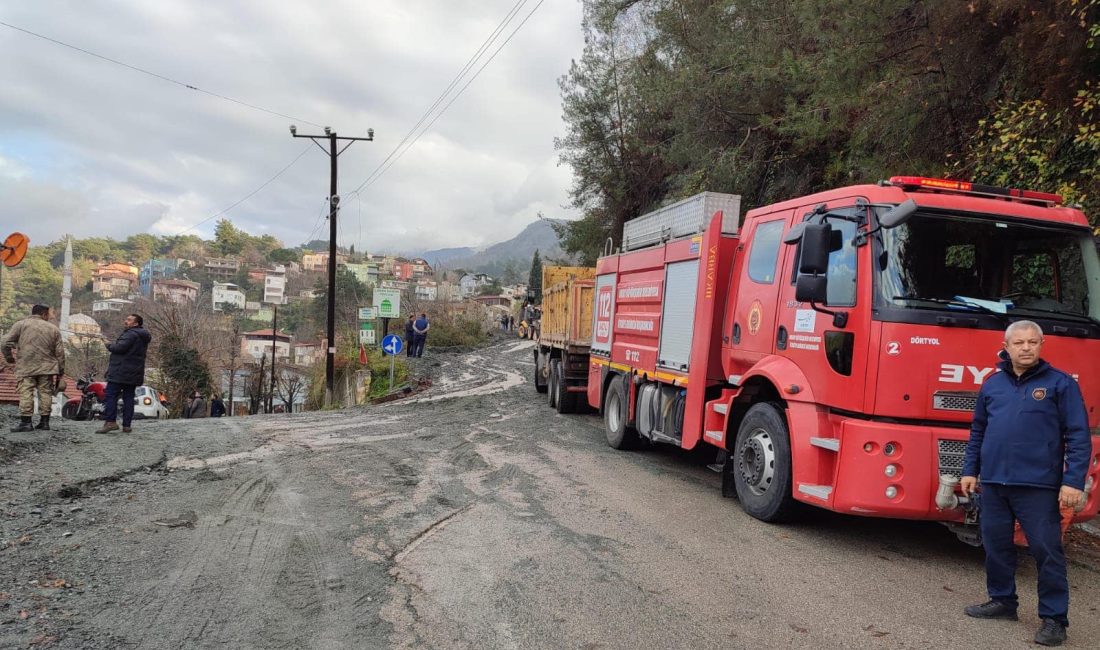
540, 266, 596, 351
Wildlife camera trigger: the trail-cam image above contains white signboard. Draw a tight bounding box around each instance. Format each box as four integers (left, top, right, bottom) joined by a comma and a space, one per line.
358, 306, 377, 320
373, 289, 401, 318
359, 329, 376, 345
793, 309, 817, 333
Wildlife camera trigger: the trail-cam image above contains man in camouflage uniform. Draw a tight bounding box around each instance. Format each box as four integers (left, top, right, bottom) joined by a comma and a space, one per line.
2, 304, 65, 432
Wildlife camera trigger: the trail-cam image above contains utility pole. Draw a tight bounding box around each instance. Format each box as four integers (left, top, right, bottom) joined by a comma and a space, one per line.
290, 124, 374, 407
269, 303, 278, 414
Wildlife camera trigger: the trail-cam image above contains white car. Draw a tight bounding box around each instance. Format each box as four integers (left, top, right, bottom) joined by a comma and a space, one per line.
131, 385, 170, 420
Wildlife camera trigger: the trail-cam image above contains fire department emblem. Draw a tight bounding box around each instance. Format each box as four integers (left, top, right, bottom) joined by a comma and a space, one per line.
1032, 388, 1047, 401
748, 300, 763, 335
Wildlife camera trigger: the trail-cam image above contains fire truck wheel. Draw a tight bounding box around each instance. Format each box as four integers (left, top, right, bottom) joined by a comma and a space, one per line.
533, 350, 548, 394
555, 361, 575, 414
732, 402, 798, 522
604, 378, 639, 450
548, 360, 561, 408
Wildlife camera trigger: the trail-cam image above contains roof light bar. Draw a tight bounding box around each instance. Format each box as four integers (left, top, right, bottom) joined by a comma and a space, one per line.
888, 176, 1063, 206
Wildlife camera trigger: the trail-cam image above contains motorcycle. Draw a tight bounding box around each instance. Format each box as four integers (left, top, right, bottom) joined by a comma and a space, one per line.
61, 375, 107, 421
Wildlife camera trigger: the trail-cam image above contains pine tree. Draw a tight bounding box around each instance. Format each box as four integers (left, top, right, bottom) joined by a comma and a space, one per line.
527, 250, 542, 303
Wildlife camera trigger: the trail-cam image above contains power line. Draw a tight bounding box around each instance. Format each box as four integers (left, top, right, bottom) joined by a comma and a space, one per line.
302, 197, 332, 245
354, 0, 530, 192
173, 144, 314, 236
351, 0, 544, 194
0, 20, 323, 128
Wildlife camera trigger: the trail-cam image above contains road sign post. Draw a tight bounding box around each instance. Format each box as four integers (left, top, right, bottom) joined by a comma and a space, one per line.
381, 334, 403, 391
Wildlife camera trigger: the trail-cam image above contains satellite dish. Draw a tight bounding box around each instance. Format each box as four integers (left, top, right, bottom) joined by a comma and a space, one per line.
1, 232, 29, 267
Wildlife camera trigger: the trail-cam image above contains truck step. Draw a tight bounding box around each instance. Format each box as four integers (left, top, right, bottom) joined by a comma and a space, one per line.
797, 484, 833, 501
809, 437, 840, 452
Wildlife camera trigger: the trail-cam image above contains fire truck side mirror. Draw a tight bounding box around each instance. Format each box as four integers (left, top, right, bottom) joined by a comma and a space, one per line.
799, 223, 835, 275
795, 275, 828, 303
879, 199, 917, 229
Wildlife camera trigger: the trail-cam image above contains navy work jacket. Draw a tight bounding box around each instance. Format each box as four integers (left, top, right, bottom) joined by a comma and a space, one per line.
963, 356, 1091, 490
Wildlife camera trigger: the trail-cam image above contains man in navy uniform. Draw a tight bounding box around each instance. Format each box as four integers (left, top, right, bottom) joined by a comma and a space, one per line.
961, 320, 1091, 646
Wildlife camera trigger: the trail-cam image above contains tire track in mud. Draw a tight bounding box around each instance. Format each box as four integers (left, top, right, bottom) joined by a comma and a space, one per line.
98, 464, 357, 649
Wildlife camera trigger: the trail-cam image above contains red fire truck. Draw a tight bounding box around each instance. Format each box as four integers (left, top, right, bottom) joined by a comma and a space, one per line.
587, 178, 1100, 542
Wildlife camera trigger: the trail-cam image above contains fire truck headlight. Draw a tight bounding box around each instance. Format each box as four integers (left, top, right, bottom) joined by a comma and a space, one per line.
883, 442, 899, 457
884, 464, 898, 478
863, 442, 874, 453
885, 486, 898, 499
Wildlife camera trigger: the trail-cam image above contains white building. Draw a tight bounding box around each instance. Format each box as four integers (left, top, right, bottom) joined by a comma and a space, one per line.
414, 282, 438, 301
92, 298, 134, 314
460, 273, 494, 297
264, 265, 287, 305
212, 282, 246, 312
241, 329, 292, 360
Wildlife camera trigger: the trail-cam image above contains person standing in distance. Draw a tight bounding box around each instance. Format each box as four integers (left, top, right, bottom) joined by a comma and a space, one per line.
961, 320, 1091, 647
405, 315, 415, 357
2, 304, 64, 432
412, 313, 430, 357
96, 314, 151, 434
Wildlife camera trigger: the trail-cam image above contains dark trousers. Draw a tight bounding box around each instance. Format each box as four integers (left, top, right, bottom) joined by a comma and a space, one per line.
412, 334, 426, 357
102, 382, 137, 426
980, 483, 1069, 625
405, 335, 414, 356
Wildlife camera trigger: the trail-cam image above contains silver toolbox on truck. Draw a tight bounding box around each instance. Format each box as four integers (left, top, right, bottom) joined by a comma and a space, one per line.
621, 192, 741, 251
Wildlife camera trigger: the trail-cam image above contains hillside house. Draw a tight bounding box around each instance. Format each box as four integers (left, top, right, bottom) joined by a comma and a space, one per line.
212, 282, 246, 311
139, 259, 178, 296
92, 263, 139, 298
241, 329, 292, 361
204, 257, 240, 278
152, 279, 200, 304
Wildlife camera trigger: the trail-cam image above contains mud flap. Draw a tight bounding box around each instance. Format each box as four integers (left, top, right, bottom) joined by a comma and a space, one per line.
720, 450, 737, 499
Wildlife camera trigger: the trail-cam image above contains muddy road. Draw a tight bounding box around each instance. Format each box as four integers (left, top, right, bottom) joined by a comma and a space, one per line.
3, 337, 1100, 649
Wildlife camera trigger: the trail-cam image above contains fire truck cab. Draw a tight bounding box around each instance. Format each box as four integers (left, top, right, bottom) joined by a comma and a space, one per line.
587, 178, 1100, 541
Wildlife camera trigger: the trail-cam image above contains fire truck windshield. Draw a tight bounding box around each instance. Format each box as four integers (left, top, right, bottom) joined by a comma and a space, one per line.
875, 211, 1100, 327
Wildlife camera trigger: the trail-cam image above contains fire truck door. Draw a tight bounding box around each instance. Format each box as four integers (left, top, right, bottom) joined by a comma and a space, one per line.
774, 205, 871, 412
727, 212, 793, 370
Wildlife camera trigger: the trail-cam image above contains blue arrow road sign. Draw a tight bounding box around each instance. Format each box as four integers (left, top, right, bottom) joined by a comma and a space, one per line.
382, 334, 403, 356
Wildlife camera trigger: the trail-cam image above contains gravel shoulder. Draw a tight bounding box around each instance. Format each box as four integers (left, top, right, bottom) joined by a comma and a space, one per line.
2, 335, 1099, 649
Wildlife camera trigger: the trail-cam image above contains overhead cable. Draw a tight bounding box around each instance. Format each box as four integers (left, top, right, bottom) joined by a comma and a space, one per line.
351, 0, 545, 193
0, 20, 324, 128
174, 144, 313, 236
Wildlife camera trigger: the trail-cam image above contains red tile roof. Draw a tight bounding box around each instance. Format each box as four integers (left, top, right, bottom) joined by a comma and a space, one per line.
243, 329, 291, 339
0, 365, 83, 406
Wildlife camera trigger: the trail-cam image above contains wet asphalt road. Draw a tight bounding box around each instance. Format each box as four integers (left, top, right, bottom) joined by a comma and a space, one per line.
2, 337, 1100, 648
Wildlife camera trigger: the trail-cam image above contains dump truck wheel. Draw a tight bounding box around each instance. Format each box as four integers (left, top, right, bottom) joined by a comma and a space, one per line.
604, 379, 639, 449
555, 362, 575, 414
548, 360, 561, 408
732, 402, 799, 522
533, 350, 548, 394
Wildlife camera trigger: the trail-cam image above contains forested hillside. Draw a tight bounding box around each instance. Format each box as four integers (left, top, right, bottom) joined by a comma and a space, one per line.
556, 0, 1100, 263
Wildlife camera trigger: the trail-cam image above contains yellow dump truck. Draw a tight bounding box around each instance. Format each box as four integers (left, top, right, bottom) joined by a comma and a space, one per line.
533, 266, 595, 413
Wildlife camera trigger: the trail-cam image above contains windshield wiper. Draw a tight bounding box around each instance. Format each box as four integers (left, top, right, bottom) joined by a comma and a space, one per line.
891, 295, 1002, 316
1005, 305, 1100, 328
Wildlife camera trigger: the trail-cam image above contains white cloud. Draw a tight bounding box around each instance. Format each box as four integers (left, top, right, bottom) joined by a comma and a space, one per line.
0, 0, 583, 252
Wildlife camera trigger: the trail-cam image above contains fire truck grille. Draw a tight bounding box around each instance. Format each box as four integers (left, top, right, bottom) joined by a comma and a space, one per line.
932, 391, 978, 412
937, 439, 969, 480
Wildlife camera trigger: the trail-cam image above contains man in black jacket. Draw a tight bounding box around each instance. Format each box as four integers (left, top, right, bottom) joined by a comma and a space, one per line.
96, 313, 152, 434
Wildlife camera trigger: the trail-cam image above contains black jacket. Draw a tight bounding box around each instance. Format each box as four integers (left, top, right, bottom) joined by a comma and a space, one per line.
106, 326, 151, 386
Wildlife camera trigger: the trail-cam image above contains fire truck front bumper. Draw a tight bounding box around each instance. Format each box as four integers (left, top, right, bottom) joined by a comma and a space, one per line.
813, 419, 1100, 522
